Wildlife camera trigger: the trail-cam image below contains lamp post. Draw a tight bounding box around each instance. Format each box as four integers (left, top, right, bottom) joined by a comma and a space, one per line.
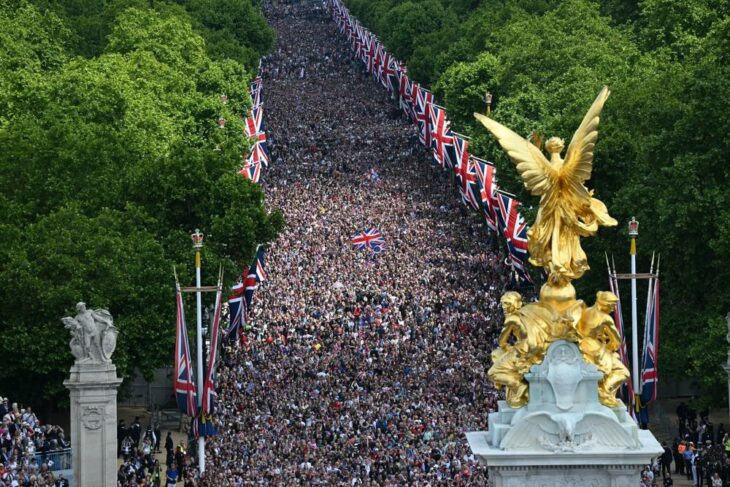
628, 217, 640, 393
190, 229, 206, 473
485, 91, 493, 115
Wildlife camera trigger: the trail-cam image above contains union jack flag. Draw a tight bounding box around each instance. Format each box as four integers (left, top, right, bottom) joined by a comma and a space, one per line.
372, 42, 383, 81
245, 106, 268, 164
351, 227, 385, 252
414, 86, 433, 148
453, 137, 480, 210
397, 64, 414, 119
640, 278, 660, 404
174, 285, 197, 417
473, 157, 499, 231
607, 256, 635, 418
428, 104, 456, 168
240, 159, 262, 183
496, 192, 532, 282
380, 52, 398, 93
250, 77, 263, 106
245, 104, 266, 138
227, 281, 245, 343
202, 281, 223, 417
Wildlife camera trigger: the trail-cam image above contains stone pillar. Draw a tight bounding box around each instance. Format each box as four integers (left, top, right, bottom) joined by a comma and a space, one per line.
64, 363, 122, 487
61, 302, 122, 487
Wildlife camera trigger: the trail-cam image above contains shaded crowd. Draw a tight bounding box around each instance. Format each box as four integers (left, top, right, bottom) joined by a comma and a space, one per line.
200, 0, 520, 485
658, 402, 730, 486
0, 397, 70, 487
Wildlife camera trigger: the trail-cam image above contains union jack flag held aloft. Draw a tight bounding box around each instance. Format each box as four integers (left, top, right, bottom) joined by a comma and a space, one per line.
351, 228, 385, 252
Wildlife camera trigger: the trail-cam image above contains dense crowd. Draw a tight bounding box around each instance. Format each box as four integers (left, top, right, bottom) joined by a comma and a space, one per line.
200, 0, 518, 485
0, 396, 70, 487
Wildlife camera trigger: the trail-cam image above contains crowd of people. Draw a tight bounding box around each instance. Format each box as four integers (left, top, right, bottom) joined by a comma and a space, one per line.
201, 0, 518, 484
0, 396, 70, 487
655, 403, 730, 486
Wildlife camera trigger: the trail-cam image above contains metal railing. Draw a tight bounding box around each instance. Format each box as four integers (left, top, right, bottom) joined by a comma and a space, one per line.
34, 448, 72, 471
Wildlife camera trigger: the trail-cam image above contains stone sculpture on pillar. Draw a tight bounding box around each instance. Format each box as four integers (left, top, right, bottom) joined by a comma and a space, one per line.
63, 302, 122, 487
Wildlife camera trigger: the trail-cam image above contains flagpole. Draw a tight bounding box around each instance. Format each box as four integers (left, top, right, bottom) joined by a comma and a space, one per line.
191, 229, 206, 473
628, 217, 640, 393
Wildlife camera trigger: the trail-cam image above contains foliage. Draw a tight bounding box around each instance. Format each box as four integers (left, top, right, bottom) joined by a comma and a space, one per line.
0, 0, 280, 407
344, 0, 730, 402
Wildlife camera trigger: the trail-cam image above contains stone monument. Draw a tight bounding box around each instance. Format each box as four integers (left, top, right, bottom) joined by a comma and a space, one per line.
63, 302, 122, 487
467, 87, 663, 485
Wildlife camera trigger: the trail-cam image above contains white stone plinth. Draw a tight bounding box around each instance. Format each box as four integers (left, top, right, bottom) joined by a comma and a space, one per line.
467, 429, 661, 486
64, 363, 123, 487
467, 341, 662, 486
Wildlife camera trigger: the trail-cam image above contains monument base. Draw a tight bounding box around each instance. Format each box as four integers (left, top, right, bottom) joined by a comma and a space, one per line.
64, 362, 122, 487
467, 341, 662, 487
467, 429, 661, 487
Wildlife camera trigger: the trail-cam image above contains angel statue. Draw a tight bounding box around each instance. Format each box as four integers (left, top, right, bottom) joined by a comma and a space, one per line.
475, 86, 617, 284
62, 302, 118, 364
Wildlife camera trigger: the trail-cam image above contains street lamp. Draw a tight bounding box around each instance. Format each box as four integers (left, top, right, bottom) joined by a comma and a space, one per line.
485, 91, 493, 115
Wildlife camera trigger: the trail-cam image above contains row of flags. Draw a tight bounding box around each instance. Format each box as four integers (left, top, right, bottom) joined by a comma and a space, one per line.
327, 0, 532, 283
240, 74, 270, 183
172, 67, 273, 434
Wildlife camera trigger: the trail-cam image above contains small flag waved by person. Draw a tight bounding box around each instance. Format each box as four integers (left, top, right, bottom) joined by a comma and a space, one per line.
351, 227, 385, 253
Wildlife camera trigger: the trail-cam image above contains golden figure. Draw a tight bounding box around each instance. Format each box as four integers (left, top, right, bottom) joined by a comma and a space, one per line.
489, 292, 553, 407
478, 86, 630, 408
475, 86, 617, 284
576, 292, 631, 407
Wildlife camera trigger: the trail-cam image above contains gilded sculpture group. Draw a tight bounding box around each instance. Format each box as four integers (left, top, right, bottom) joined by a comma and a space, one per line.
475, 86, 630, 409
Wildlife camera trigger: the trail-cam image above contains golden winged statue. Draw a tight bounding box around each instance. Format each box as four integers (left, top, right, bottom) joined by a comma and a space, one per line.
475, 86, 617, 285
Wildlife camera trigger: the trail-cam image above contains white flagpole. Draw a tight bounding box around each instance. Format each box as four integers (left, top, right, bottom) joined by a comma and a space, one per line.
629, 218, 640, 392
191, 230, 205, 473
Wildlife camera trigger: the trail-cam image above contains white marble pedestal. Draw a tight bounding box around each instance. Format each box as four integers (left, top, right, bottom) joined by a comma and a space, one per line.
467, 341, 662, 487
467, 429, 661, 486
64, 363, 123, 487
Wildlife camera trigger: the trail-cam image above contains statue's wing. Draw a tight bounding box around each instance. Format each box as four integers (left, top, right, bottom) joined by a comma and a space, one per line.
574, 412, 638, 448
474, 112, 556, 196
561, 86, 610, 187
500, 413, 559, 449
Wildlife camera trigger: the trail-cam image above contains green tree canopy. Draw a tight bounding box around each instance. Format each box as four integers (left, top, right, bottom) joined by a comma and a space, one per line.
0, 0, 281, 407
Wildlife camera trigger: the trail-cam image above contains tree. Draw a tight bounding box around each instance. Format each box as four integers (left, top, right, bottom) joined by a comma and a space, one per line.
0, 2, 282, 407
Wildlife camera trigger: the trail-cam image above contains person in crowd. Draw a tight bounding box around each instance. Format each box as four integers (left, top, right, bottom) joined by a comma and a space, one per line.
662, 441, 673, 477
